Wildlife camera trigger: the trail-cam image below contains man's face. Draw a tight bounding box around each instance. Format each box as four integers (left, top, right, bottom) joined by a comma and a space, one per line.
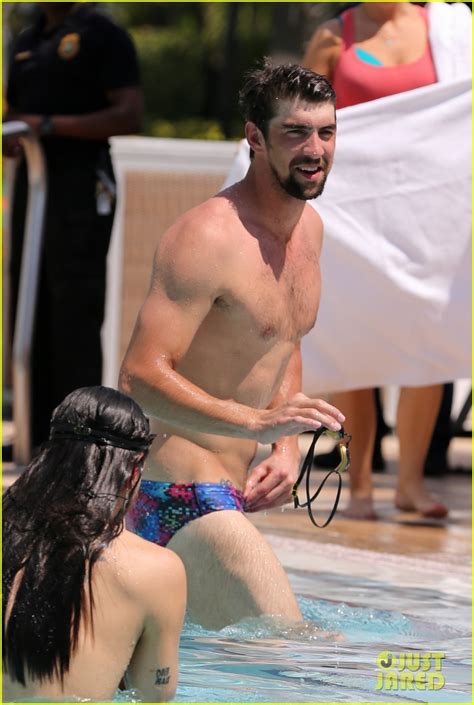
263, 98, 337, 201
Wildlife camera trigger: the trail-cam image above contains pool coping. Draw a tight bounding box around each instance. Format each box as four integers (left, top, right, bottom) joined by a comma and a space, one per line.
266, 533, 471, 600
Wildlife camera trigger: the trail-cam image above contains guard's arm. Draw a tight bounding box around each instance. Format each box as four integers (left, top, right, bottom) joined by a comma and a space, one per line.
7, 86, 144, 141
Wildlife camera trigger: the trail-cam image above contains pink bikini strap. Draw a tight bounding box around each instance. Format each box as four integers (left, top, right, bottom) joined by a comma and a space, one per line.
339, 9, 355, 49
418, 4, 429, 31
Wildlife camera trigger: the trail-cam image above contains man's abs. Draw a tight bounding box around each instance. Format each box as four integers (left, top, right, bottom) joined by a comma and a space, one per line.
144, 420, 258, 490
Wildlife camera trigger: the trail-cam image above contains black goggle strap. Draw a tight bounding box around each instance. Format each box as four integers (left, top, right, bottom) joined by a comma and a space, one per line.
291, 427, 351, 529
49, 423, 156, 452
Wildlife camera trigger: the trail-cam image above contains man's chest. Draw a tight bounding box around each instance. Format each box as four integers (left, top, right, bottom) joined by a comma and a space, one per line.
216, 244, 321, 343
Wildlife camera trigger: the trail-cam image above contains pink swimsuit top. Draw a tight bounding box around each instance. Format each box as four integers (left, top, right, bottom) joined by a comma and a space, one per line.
333, 6, 437, 109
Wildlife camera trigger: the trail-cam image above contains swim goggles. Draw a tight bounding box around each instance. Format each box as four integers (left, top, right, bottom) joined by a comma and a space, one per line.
291, 427, 351, 528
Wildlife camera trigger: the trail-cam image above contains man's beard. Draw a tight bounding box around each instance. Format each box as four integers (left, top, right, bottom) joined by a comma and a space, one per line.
269, 158, 328, 201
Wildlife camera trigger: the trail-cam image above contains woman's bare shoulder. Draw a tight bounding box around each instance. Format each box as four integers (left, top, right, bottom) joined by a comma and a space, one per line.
315, 17, 343, 41
305, 17, 343, 54
303, 17, 343, 76
110, 530, 186, 590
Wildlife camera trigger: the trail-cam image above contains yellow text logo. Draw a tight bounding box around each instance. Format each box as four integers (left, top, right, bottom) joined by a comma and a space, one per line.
375, 651, 445, 691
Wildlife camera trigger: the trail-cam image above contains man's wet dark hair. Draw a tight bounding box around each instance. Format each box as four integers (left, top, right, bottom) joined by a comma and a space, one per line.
239, 59, 336, 138
2, 386, 154, 687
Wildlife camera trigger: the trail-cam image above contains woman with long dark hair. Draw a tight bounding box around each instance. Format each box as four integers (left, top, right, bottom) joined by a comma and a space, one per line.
3, 386, 186, 702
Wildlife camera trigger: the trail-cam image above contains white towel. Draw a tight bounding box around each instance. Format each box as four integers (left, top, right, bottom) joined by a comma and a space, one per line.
428, 1, 472, 81
223, 79, 471, 394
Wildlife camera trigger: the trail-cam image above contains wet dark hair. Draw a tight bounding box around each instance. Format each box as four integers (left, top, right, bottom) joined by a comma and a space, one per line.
239, 58, 336, 138
3, 386, 155, 686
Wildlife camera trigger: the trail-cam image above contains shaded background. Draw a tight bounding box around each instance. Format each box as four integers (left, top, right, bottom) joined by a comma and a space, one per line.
3, 2, 367, 139
4, 2, 472, 140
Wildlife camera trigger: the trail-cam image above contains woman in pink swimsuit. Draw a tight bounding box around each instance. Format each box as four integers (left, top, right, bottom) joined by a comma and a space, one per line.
303, 2, 447, 520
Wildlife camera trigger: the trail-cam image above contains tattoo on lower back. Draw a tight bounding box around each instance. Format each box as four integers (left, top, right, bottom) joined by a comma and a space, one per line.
155, 666, 170, 685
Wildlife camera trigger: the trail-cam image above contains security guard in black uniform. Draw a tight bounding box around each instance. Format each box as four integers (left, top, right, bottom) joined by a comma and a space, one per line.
5, 3, 143, 446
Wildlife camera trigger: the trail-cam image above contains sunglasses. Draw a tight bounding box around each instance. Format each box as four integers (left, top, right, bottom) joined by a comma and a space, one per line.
292, 427, 351, 528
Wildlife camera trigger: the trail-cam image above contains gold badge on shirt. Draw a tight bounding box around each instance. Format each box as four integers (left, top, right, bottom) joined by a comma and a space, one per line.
58, 33, 80, 60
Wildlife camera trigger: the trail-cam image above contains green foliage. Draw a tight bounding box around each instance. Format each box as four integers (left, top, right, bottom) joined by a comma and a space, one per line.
131, 27, 205, 121
126, 4, 274, 139
108, 2, 205, 33
104, 3, 279, 139
8, 2, 346, 140
149, 118, 225, 141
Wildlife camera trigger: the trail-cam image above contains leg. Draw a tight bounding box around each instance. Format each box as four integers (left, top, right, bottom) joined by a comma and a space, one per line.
372, 387, 388, 471
424, 383, 453, 476
167, 510, 302, 629
331, 389, 378, 519
395, 384, 447, 518
314, 388, 386, 472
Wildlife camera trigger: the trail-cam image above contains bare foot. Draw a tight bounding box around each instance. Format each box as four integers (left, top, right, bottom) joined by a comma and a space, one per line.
395, 491, 448, 518
341, 497, 379, 520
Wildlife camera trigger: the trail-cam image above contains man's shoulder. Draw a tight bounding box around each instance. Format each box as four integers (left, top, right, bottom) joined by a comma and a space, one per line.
12, 25, 37, 52
74, 6, 132, 40
181, 193, 237, 228
301, 204, 324, 256
303, 203, 324, 229
162, 194, 240, 256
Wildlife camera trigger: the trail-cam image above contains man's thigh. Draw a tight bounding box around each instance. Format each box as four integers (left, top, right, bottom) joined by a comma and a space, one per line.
167, 509, 301, 629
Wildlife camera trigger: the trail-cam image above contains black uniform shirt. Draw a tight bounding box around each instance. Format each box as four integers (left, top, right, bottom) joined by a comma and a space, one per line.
7, 4, 140, 161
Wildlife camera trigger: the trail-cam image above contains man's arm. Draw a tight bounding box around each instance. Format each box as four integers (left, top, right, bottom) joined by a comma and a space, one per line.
244, 344, 303, 511
127, 550, 186, 702
270, 342, 303, 455
119, 217, 263, 438
119, 218, 344, 443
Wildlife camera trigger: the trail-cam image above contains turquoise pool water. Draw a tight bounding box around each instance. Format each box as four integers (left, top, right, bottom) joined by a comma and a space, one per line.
14, 543, 471, 703
170, 568, 471, 703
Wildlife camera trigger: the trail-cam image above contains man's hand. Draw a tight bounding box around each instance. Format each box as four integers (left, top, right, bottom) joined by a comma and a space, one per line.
253, 393, 345, 444
244, 443, 301, 512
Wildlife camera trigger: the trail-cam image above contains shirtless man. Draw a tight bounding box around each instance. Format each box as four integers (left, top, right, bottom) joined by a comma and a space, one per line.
120, 62, 345, 629
3, 386, 185, 702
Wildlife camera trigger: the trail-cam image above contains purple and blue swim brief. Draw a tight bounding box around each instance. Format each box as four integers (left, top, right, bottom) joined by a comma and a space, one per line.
127, 480, 246, 547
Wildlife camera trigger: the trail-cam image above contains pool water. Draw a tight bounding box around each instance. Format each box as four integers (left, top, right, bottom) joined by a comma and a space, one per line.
170, 568, 470, 703
19, 539, 470, 703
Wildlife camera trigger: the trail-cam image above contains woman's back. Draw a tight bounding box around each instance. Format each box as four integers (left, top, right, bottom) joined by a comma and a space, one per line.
2, 386, 186, 703
4, 530, 185, 702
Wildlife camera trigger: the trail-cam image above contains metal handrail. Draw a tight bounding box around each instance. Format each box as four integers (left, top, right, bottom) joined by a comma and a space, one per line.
3, 121, 47, 465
